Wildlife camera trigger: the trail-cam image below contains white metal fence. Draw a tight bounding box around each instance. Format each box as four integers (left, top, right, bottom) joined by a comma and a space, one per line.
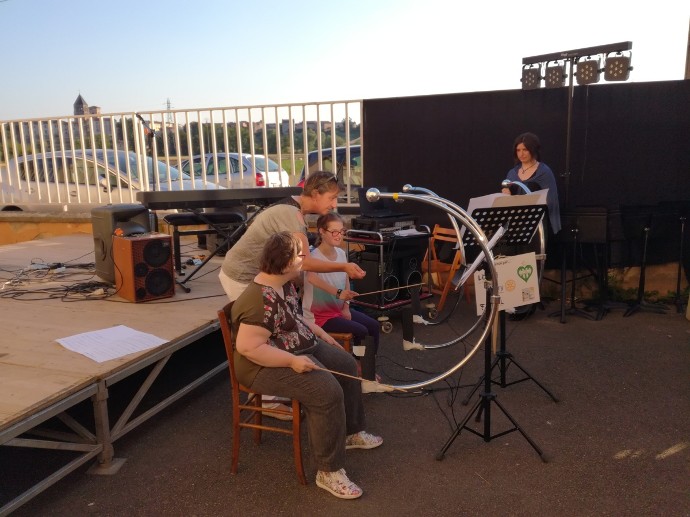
0, 100, 363, 211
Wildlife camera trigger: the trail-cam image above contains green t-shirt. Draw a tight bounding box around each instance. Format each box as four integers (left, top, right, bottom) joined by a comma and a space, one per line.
221, 201, 307, 283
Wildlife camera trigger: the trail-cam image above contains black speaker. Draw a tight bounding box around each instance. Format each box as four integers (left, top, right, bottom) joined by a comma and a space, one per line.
113, 234, 174, 302
92, 204, 152, 283
352, 253, 400, 306
398, 255, 423, 300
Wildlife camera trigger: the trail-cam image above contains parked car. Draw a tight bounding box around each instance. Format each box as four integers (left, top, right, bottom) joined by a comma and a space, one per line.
179, 153, 290, 188
297, 145, 361, 201
0, 149, 218, 211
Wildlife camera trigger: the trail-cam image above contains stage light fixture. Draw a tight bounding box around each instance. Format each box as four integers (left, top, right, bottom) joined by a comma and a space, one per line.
544, 62, 566, 89
604, 52, 633, 81
521, 64, 542, 90
575, 57, 601, 85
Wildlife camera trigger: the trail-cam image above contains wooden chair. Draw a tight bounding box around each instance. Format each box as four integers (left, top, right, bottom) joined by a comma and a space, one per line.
422, 224, 470, 312
327, 332, 353, 353
217, 302, 306, 485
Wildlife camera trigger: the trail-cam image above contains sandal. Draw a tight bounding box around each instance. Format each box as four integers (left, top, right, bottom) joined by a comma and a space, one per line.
345, 431, 383, 450
315, 468, 363, 499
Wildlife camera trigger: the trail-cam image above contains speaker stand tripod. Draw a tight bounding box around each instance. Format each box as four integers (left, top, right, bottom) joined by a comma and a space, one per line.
624, 223, 668, 317
437, 286, 546, 462
671, 212, 687, 313
549, 226, 597, 323
461, 311, 558, 405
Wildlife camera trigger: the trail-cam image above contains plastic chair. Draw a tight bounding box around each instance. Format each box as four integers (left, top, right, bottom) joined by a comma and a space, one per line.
422, 224, 469, 312
217, 302, 306, 484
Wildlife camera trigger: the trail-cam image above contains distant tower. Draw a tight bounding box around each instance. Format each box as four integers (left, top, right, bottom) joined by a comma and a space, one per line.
165, 97, 173, 124
74, 93, 88, 116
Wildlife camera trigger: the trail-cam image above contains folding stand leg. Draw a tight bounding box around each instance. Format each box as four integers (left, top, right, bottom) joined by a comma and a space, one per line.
176, 220, 247, 293
624, 226, 669, 317
549, 230, 596, 323
462, 312, 558, 405
437, 292, 546, 462
673, 216, 686, 313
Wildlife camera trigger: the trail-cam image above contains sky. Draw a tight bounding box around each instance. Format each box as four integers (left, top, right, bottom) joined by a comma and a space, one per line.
0, 0, 688, 121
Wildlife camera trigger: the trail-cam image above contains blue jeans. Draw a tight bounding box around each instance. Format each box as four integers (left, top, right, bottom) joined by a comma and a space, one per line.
321, 309, 380, 352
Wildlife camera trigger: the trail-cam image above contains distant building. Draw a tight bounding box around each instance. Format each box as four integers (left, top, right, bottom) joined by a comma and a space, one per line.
73, 94, 101, 116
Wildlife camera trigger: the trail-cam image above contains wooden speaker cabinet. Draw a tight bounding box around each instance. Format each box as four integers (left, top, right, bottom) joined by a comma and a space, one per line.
113, 233, 175, 302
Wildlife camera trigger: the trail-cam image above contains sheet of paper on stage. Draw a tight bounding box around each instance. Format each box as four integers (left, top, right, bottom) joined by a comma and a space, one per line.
56, 325, 168, 363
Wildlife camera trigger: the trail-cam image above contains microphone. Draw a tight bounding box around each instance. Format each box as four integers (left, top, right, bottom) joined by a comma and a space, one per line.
135, 113, 156, 137
501, 179, 531, 194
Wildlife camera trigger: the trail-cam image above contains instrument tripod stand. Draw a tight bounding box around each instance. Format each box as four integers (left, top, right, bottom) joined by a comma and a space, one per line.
437, 286, 546, 462
437, 204, 550, 462
461, 310, 559, 406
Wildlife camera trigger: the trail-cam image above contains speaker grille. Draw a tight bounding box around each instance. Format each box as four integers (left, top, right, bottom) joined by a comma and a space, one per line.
113, 234, 175, 302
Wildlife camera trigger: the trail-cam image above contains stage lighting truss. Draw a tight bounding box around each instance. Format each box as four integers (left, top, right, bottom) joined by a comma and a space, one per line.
521, 64, 542, 90
604, 51, 633, 81
544, 61, 567, 89
575, 57, 602, 85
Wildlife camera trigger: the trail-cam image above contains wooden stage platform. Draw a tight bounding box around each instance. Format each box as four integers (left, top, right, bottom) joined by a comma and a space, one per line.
0, 234, 229, 515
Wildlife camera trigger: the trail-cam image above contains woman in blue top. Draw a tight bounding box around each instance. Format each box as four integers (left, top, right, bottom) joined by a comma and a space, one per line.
501, 132, 561, 235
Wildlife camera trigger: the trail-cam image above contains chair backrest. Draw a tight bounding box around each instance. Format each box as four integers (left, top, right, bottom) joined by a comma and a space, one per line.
429, 224, 460, 262
217, 302, 241, 392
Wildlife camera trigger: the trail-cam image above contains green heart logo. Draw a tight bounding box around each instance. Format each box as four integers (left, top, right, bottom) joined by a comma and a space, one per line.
517, 265, 533, 282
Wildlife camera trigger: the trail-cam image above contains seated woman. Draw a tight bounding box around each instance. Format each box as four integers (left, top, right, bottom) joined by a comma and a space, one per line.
302, 212, 381, 383
231, 231, 383, 499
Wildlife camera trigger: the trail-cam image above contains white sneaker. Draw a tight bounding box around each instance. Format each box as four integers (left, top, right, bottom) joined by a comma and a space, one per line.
315, 468, 363, 499
345, 431, 383, 450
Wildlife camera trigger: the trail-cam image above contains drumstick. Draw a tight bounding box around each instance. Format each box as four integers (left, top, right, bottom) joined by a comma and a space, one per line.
354, 282, 426, 298
314, 366, 405, 393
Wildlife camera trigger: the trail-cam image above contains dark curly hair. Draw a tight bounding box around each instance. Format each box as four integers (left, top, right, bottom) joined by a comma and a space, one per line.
259, 231, 301, 275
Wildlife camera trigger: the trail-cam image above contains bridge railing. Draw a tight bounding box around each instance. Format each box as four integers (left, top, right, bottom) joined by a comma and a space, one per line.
0, 100, 363, 211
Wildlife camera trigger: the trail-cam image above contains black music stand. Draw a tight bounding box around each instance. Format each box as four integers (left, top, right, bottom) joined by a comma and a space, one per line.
461, 205, 557, 406
620, 205, 669, 317
658, 201, 690, 313
437, 204, 548, 462
437, 284, 546, 462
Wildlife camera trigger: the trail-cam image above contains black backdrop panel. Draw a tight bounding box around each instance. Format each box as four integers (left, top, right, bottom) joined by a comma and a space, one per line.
363, 88, 569, 227
362, 80, 690, 230
568, 81, 690, 209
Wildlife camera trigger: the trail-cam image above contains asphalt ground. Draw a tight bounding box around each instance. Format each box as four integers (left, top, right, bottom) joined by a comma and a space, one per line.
9, 297, 690, 517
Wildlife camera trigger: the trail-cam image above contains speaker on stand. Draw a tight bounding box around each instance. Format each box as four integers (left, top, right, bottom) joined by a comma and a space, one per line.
113, 234, 175, 302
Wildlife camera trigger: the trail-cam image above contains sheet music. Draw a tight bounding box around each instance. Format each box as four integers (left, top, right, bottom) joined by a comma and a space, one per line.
56, 325, 168, 363
462, 189, 548, 237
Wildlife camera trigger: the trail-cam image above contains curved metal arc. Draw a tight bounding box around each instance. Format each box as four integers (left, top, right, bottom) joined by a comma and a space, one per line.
422, 312, 484, 350
366, 188, 500, 391
403, 184, 462, 240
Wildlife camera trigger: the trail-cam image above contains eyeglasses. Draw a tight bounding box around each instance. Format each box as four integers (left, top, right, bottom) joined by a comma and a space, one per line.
324, 229, 345, 237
